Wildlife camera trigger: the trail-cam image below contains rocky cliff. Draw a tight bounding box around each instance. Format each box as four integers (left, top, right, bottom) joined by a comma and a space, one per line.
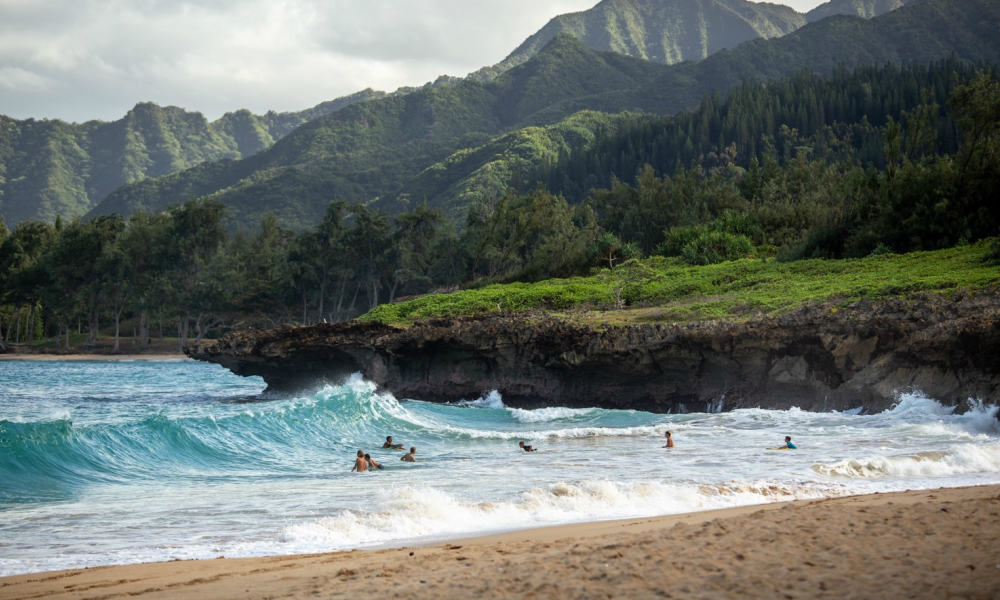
187, 291, 1000, 414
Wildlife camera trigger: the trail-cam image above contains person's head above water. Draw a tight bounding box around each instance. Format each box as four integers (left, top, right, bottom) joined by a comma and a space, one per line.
519, 441, 526, 447
785, 436, 792, 442
410, 447, 416, 454
386, 436, 393, 442
356, 450, 364, 458
665, 431, 672, 437
364, 454, 371, 460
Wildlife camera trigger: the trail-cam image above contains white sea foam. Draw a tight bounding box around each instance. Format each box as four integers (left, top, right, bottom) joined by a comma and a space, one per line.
508, 406, 600, 423
812, 443, 1000, 479
282, 479, 838, 550
456, 390, 506, 409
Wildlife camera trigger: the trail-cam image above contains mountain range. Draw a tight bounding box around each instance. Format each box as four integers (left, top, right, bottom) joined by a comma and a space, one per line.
0, 0, 987, 228
84, 0, 1000, 229
0, 89, 392, 225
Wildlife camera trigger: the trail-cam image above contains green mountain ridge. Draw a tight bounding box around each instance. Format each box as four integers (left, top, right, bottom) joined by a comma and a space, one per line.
470, 0, 915, 81
88, 36, 671, 229
87, 0, 1000, 228
497, 0, 804, 70
806, 0, 913, 22
0, 89, 388, 225
1, 0, 923, 227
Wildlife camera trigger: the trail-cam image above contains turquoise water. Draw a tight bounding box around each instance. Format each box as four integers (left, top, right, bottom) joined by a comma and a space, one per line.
1, 360, 999, 576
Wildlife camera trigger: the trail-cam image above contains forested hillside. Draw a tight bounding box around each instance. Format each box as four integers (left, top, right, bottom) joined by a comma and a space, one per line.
88, 36, 670, 229
0, 89, 387, 225
88, 0, 1000, 228
2, 64, 997, 349
383, 59, 978, 221
0, 0, 928, 228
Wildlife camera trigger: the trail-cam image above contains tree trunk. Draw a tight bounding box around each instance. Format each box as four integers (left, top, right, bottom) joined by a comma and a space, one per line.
333, 278, 348, 321
65, 316, 71, 349
87, 311, 97, 344
302, 292, 308, 325
193, 312, 214, 346
178, 314, 190, 351
194, 312, 203, 345
140, 311, 150, 350
369, 279, 379, 310
112, 311, 121, 353
348, 281, 362, 314
26, 303, 35, 343
6, 307, 18, 344
317, 279, 327, 325
15, 308, 22, 343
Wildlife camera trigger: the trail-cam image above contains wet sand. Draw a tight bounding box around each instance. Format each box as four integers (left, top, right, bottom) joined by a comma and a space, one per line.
2, 485, 997, 600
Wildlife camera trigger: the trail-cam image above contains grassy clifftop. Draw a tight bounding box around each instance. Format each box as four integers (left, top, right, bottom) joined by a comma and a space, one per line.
359, 241, 1000, 326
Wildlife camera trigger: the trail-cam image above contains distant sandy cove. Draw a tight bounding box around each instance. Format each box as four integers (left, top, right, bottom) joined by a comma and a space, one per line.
1, 485, 997, 600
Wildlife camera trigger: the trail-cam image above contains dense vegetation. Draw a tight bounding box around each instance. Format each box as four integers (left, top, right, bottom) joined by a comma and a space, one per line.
0, 90, 388, 225
0, 65, 996, 351
85, 0, 1000, 230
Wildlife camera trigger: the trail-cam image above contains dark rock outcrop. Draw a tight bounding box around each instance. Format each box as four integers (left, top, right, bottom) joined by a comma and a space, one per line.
187, 291, 1000, 414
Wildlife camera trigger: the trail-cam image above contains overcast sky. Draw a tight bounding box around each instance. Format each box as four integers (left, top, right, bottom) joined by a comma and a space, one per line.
0, 0, 827, 123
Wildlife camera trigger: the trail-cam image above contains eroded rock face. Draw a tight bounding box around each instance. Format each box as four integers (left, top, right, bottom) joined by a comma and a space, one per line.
187, 292, 1000, 414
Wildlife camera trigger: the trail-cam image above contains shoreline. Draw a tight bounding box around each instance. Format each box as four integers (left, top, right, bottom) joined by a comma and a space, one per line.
2, 484, 997, 599
0, 353, 191, 362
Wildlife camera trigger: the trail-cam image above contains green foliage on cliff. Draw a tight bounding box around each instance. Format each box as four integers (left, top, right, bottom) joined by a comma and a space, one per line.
0, 90, 387, 225
85, 0, 1000, 229
358, 240, 1000, 325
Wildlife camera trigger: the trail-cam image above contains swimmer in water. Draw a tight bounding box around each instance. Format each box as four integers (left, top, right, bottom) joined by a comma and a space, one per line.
779, 436, 797, 450
351, 450, 368, 472
663, 431, 674, 448
519, 441, 537, 452
382, 436, 405, 450
365, 453, 384, 470
401, 447, 417, 462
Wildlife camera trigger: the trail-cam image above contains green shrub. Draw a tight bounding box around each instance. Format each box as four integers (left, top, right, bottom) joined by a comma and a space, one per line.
680, 231, 757, 266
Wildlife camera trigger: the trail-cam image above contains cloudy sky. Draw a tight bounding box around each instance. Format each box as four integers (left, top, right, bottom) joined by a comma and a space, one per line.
0, 0, 826, 123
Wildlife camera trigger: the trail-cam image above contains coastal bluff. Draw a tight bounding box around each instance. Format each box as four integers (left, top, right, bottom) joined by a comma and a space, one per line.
187, 292, 1000, 414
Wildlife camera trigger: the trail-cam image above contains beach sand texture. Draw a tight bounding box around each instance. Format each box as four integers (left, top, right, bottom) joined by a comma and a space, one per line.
2, 485, 997, 600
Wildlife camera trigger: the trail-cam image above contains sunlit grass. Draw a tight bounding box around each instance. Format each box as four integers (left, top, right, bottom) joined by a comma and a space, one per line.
360, 240, 1000, 326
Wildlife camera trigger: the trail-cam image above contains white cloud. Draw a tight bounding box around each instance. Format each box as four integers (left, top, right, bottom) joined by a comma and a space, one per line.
0, 66, 61, 92
0, 0, 827, 122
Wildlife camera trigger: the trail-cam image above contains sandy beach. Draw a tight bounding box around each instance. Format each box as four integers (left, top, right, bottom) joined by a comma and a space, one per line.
0, 354, 191, 362
2, 485, 997, 600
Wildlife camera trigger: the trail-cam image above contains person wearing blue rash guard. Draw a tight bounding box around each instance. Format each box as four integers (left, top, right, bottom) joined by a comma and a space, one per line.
780, 436, 797, 450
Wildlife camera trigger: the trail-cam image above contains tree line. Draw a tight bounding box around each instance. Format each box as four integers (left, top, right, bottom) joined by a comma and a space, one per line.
0, 66, 996, 351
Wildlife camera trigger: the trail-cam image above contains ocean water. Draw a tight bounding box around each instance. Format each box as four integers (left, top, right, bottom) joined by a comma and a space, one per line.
1, 360, 999, 577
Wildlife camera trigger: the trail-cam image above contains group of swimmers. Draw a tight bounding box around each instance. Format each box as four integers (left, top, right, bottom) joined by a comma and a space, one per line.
351, 436, 417, 472
353, 431, 796, 471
